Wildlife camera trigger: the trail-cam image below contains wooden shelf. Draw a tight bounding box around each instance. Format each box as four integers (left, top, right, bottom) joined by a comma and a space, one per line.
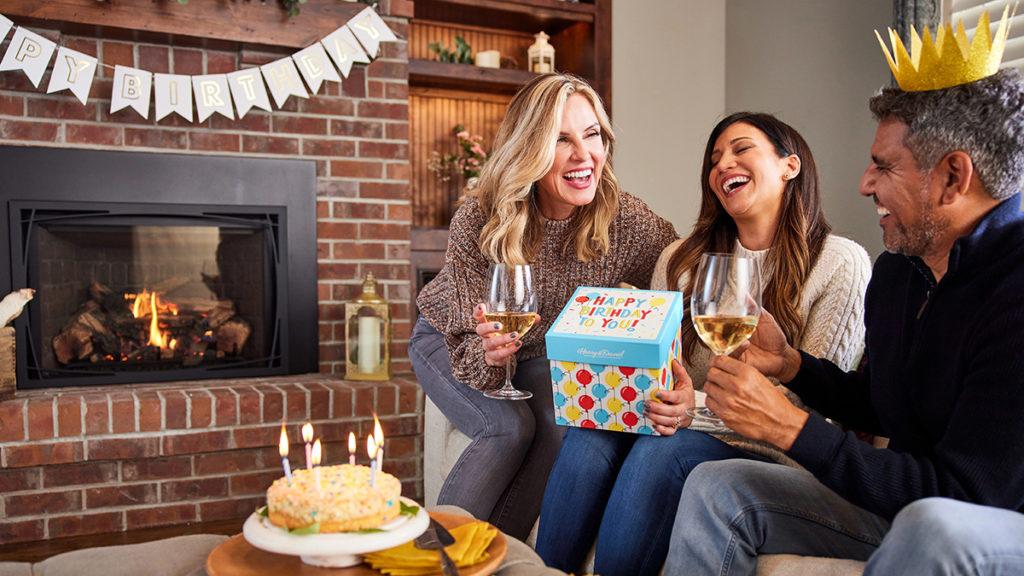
415, 0, 596, 34
409, 59, 538, 94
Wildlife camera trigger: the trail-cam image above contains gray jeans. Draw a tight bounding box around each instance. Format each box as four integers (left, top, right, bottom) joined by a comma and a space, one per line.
409, 317, 564, 540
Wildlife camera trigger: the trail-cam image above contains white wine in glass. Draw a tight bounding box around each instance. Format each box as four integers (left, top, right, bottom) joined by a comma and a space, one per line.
687, 253, 762, 426
484, 263, 538, 400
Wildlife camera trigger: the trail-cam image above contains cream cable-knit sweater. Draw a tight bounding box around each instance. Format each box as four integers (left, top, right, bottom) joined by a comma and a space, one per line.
651, 235, 873, 462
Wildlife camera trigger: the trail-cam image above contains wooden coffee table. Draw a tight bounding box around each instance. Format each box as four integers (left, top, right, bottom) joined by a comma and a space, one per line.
207, 510, 507, 576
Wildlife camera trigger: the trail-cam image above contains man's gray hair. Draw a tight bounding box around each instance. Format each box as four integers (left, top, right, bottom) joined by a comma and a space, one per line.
869, 68, 1024, 200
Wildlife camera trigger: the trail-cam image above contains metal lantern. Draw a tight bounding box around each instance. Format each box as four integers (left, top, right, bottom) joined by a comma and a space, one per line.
528, 31, 555, 74
345, 272, 391, 381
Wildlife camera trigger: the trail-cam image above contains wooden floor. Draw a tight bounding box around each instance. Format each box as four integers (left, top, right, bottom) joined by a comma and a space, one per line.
0, 518, 244, 564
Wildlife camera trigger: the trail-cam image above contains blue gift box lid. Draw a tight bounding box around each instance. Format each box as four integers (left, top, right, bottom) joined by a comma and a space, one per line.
544, 287, 684, 369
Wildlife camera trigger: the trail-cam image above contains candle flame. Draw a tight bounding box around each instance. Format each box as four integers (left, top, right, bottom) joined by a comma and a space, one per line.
366, 434, 377, 459
348, 431, 356, 453
373, 414, 383, 447
301, 422, 313, 443
278, 424, 289, 457
311, 438, 322, 466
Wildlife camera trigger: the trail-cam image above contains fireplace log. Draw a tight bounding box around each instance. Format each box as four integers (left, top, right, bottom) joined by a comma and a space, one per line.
52, 322, 96, 364
215, 319, 251, 355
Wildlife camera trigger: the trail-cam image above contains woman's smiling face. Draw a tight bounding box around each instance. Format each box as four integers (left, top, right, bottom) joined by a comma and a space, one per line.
707, 121, 798, 221
535, 93, 607, 220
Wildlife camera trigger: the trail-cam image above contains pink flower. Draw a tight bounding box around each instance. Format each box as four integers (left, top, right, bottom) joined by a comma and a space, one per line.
456, 131, 470, 140
471, 144, 485, 156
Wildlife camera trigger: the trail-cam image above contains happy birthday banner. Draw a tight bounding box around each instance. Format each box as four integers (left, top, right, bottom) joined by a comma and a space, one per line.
0, 7, 397, 122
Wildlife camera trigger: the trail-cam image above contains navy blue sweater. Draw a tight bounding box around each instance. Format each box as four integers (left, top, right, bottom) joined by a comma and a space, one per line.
784, 195, 1024, 521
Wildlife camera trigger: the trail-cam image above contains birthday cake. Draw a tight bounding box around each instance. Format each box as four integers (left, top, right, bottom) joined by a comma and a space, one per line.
266, 464, 402, 532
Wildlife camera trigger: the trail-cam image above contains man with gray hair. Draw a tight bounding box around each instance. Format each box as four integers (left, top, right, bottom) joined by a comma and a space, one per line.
663, 30, 1024, 576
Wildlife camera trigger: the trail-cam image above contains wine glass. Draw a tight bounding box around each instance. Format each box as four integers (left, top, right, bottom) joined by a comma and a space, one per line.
687, 253, 762, 427
482, 263, 539, 400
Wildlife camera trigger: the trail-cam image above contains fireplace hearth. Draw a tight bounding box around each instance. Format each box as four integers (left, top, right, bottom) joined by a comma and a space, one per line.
0, 146, 318, 388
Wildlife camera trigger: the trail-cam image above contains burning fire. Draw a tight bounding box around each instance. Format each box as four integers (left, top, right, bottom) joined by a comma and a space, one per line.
124, 289, 180, 349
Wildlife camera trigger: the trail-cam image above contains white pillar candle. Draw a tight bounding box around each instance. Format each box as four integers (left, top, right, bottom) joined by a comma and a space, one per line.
358, 315, 381, 372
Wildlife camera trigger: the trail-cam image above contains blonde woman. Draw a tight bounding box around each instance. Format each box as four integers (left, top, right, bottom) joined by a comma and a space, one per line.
410, 73, 679, 539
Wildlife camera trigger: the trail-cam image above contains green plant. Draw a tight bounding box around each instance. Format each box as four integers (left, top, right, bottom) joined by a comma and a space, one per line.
428, 36, 473, 64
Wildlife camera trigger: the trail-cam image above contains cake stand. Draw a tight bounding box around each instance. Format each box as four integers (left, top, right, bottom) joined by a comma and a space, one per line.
242, 497, 429, 568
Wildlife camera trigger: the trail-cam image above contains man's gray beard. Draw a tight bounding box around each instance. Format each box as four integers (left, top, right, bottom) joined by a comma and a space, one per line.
883, 200, 947, 257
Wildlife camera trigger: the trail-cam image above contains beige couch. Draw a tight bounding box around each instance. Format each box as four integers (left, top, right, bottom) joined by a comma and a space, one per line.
425, 397, 867, 576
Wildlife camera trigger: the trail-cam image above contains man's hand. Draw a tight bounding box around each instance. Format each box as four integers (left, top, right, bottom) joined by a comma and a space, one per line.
644, 359, 694, 436
704, 355, 809, 451
736, 308, 802, 382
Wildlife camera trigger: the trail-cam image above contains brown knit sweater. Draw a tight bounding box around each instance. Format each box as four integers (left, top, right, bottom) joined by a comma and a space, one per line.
417, 193, 678, 391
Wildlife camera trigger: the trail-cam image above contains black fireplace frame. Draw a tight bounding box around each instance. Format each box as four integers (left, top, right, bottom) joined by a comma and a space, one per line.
0, 146, 318, 389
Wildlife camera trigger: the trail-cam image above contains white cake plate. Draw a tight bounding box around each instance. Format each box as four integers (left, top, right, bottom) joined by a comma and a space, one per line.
242, 497, 429, 568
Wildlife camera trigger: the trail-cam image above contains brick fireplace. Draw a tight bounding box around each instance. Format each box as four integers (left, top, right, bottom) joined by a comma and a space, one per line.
0, 0, 420, 545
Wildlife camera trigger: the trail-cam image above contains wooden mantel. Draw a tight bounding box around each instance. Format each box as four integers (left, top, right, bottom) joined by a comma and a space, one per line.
1, 0, 371, 49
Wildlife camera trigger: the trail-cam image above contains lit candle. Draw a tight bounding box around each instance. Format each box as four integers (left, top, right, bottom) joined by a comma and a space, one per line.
373, 414, 384, 474
367, 435, 377, 487
302, 423, 314, 470
278, 423, 292, 483
348, 432, 356, 466
311, 439, 323, 496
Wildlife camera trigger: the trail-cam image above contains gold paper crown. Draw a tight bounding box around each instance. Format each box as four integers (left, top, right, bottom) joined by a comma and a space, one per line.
876, 5, 1015, 92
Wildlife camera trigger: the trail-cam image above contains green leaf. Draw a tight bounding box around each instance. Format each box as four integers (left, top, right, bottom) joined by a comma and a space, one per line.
354, 528, 386, 534
257, 506, 269, 517
400, 502, 420, 517
289, 522, 321, 535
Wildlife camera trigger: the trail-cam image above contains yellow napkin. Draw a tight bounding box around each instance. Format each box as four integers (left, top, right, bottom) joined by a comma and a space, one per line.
363, 521, 497, 575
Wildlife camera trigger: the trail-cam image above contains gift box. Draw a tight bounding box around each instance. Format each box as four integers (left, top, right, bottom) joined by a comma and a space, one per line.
544, 287, 683, 435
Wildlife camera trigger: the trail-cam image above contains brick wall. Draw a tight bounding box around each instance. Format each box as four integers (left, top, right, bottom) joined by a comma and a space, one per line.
0, 1, 423, 544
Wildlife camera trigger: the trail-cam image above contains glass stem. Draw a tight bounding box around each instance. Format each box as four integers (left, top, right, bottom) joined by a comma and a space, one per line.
504, 356, 513, 390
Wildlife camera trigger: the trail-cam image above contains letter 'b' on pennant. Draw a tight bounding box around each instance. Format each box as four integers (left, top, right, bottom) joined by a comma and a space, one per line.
111, 65, 153, 119
0, 27, 57, 88
47, 47, 97, 105
154, 73, 193, 122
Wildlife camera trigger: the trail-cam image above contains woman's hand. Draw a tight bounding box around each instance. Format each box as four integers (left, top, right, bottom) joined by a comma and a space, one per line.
473, 304, 531, 367
644, 359, 694, 436
736, 308, 802, 382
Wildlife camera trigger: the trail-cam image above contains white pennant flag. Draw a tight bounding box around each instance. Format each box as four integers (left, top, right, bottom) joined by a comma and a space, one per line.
260, 57, 307, 108
192, 74, 234, 122
154, 73, 193, 122
346, 7, 398, 59
292, 43, 340, 95
46, 47, 97, 105
320, 25, 370, 78
111, 65, 153, 119
0, 15, 13, 43
0, 27, 57, 88
227, 68, 272, 118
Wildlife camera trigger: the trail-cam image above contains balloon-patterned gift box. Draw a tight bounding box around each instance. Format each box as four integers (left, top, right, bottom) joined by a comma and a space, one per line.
544, 287, 683, 435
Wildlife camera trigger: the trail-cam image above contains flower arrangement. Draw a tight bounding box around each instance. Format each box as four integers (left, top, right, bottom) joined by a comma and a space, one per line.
428, 125, 489, 185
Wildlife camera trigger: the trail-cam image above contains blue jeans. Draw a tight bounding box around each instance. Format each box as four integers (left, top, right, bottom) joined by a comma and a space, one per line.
409, 317, 564, 541
536, 427, 755, 576
664, 459, 890, 575
866, 498, 1024, 575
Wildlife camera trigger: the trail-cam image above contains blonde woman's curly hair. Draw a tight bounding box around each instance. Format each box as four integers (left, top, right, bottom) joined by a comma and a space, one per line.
468, 73, 620, 265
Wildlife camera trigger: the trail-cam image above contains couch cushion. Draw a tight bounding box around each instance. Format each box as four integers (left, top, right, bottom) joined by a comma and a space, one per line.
757, 554, 865, 576
33, 534, 228, 576
0, 563, 31, 576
